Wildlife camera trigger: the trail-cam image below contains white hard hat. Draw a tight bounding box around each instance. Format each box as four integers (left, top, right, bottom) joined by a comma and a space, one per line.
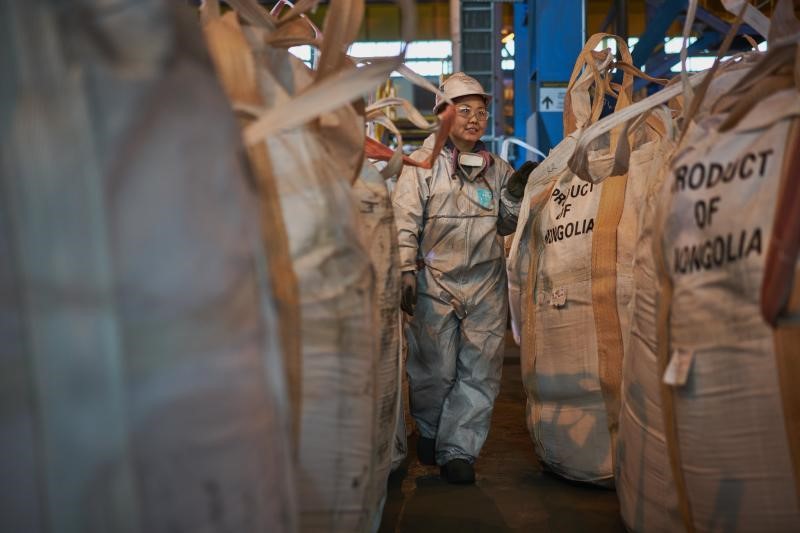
433, 72, 490, 114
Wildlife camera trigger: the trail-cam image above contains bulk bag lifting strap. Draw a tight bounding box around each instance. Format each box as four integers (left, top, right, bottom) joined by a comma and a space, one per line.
219, 0, 455, 180
769, 121, 800, 512
578, 35, 636, 457
363, 82, 456, 177
363, 107, 454, 172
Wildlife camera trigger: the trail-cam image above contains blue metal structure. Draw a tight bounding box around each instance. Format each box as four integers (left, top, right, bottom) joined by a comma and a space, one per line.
514, 0, 585, 160
513, 0, 765, 155
632, 0, 761, 91
512, 2, 531, 165
631, 0, 685, 72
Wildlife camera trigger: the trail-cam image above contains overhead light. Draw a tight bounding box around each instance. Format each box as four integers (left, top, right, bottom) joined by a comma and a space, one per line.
670, 55, 733, 72
665, 36, 697, 54
406, 41, 452, 59
348, 41, 403, 58
390, 61, 449, 77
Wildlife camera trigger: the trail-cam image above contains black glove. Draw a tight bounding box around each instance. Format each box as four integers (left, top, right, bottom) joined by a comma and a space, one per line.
400, 271, 417, 316
507, 160, 538, 199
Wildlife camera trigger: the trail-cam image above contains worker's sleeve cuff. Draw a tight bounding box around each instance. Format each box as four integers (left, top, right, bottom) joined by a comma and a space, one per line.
398, 247, 418, 273
500, 188, 522, 216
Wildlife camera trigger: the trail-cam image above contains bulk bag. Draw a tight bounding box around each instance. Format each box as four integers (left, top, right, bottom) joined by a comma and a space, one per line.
613, 62, 757, 533
0, 1, 296, 532
201, 0, 303, 450
653, 6, 800, 529
509, 34, 658, 485
352, 160, 402, 528
202, 0, 410, 529
209, 11, 374, 530
565, 27, 763, 525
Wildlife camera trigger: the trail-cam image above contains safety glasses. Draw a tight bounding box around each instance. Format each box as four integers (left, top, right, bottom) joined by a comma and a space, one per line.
455, 105, 490, 122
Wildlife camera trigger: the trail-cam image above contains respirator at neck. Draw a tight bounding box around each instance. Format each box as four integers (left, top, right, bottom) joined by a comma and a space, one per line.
457, 152, 486, 181
458, 152, 484, 167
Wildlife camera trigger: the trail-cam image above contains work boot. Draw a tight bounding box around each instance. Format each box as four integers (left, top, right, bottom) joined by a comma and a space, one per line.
417, 436, 436, 465
441, 458, 475, 484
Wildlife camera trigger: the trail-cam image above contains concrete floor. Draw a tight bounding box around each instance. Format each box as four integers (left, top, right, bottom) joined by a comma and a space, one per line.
379, 334, 625, 533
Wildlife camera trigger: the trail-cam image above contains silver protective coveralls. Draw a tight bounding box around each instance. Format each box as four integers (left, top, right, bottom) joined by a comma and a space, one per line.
393, 135, 520, 464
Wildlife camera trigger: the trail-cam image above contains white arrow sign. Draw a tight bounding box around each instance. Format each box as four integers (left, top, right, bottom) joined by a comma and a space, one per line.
539, 87, 566, 113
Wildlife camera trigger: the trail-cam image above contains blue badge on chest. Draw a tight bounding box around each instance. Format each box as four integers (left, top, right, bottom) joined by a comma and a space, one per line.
476, 188, 493, 208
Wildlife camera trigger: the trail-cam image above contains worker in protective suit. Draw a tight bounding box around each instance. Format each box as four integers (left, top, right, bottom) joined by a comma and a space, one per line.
393, 72, 535, 484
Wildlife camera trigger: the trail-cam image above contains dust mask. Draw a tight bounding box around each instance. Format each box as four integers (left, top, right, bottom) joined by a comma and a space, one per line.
457, 152, 486, 182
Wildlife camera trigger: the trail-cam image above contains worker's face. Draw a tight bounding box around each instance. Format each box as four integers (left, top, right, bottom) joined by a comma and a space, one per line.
449, 95, 488, 149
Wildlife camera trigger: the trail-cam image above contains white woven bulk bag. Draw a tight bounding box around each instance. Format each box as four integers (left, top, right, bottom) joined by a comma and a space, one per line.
202, 1, 410, 529
201, 0, 304, 451
371, 165, 409, 476
612, 61, 758, 533
281, 139, 377, 533
654, 11, 800, 529
510, 34, 662, 485
352, 160, 402, 530
563, 35, 763, 526
0, 2, 296, 532
253, 58, 377, 533
568, 95, 686, 528
202, 0, 424, 527
379, 165, 410, 475
264, 86, 377, 533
